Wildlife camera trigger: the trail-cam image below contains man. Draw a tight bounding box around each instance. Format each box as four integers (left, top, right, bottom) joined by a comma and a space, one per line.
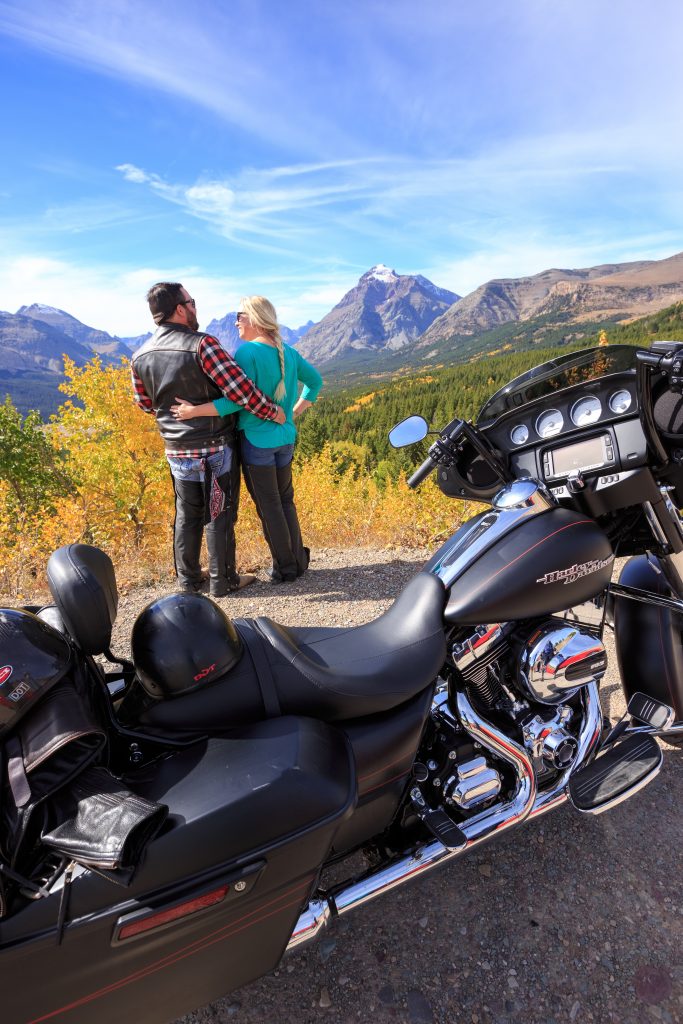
131, 282, 286, 597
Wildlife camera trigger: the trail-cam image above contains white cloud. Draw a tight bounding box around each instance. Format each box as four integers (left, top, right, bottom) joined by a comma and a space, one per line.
0, 250, 353, 335
116, 163, 150, 185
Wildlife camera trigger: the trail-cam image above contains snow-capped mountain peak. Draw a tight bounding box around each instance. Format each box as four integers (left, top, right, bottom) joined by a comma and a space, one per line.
365, 264, 398, 284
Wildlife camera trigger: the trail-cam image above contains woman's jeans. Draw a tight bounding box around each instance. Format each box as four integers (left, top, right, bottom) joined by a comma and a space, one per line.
239, 435, 308, 580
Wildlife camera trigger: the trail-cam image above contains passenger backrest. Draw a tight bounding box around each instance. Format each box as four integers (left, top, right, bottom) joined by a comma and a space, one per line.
46, 544, 118, 655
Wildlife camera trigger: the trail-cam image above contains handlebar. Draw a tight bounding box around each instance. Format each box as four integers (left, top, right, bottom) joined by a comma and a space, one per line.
407, 452, 438, 488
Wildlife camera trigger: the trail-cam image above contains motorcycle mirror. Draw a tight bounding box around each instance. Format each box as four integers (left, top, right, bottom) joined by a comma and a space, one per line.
388, 415, 429, 448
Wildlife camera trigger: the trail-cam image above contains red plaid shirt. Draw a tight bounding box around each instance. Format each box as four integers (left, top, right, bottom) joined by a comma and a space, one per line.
131, 334, 279, 457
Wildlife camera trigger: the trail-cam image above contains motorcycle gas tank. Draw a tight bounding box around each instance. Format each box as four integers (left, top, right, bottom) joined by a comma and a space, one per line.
428, 493, 613, 624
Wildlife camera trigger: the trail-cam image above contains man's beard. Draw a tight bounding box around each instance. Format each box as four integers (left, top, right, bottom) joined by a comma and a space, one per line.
187, 309, 199, 331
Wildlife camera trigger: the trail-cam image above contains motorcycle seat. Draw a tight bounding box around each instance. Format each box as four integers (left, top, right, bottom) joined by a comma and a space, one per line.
137, 571, 448, 732
256, 570, 447, 720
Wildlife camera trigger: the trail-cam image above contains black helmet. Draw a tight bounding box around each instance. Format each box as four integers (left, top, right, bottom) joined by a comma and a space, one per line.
131, 593, 243, 699
0, 608, 72, 737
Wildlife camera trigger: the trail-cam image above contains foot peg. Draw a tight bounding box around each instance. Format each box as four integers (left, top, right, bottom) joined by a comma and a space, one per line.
567, 733, 662, 815
628, 692, 675, 730
419, 808, 468, 851
411, 788, 467, 850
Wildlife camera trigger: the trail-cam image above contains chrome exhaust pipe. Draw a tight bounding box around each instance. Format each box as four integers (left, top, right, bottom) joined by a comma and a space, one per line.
287, 688, 536, 952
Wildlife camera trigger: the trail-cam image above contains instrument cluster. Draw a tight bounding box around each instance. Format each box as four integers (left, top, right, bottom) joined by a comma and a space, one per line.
504, 384, 635, 448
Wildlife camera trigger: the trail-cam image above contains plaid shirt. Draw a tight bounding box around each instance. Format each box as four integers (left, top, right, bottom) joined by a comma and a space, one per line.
131, 333, 280, 458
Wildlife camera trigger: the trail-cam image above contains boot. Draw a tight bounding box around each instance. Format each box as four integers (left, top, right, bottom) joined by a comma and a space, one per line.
243, 464, 298, 580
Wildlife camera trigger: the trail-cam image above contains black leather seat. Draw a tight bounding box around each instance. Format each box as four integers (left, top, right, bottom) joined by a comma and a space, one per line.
258, 571, 447, 720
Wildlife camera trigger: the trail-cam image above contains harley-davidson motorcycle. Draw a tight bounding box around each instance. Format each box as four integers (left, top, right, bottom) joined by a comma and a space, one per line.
1, 340, 682, 1024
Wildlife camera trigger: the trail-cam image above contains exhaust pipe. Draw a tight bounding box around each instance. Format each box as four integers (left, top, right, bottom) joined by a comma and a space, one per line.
287, 682, 603, 952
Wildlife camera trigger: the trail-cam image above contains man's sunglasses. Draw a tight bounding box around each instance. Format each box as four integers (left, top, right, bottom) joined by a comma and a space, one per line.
178, 297, 196, 307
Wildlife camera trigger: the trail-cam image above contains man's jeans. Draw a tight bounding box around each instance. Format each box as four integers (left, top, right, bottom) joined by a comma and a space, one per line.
167, 448, 239, 592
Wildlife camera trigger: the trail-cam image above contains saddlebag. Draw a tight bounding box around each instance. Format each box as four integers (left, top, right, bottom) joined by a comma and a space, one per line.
0, 715, 355, 1024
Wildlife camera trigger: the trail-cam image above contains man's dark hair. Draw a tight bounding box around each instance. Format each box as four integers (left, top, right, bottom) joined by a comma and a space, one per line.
147, 282, 185, 324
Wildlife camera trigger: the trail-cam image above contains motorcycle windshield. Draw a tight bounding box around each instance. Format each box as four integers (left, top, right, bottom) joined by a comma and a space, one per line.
476, 345, 638, 426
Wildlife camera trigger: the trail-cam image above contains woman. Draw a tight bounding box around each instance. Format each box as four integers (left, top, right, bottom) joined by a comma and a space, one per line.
171, 296, 322, 583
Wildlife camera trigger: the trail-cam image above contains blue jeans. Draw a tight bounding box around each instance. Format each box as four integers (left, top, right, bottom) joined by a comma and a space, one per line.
240, 435, 294, 468
167, 447, 232, 481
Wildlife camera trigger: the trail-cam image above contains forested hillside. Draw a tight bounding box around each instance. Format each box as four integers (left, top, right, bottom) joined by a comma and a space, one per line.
297, 329, 644, 477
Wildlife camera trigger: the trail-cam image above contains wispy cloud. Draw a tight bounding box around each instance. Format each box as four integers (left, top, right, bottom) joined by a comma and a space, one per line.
115, 119, 683, 265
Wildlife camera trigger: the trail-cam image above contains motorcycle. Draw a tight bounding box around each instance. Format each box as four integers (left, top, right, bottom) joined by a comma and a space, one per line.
1, 340, 682, 1024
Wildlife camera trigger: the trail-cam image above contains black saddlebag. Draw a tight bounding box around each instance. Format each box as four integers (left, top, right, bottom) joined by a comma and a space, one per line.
0, 715, 355, 1024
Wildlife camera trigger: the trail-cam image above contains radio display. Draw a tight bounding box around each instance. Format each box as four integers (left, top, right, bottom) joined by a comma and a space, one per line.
550, 435, 609, 477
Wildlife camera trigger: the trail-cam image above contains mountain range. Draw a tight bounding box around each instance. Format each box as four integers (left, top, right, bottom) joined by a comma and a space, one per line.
3, 250, 683, 415
204, 313, 314, 355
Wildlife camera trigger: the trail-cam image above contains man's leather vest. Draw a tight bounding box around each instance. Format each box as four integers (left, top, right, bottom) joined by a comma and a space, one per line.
133, 323, 236, 450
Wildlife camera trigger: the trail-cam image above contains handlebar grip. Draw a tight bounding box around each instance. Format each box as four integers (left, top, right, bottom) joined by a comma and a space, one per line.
407, 454, 438, 488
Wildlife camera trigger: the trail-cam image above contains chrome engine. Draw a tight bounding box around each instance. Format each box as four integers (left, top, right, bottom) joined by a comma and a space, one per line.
418, 618, 608, 819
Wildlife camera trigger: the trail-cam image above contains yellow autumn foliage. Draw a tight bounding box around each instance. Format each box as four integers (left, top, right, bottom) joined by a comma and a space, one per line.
0, 361, 473, 596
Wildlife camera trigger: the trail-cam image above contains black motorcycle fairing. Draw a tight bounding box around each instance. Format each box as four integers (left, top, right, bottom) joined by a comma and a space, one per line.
137, 571, 447, 731
1, 717, 356, 1024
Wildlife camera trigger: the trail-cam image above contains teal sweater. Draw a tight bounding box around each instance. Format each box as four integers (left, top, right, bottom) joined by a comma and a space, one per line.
213, 341, 322, 447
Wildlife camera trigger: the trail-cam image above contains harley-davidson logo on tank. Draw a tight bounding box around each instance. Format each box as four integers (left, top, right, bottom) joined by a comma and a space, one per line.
537, 555, 614, 586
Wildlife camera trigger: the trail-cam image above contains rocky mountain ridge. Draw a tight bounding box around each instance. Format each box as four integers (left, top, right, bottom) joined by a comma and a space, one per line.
296, 265, 460, 365
417, 253, 683, 350
17, 304, 131, 359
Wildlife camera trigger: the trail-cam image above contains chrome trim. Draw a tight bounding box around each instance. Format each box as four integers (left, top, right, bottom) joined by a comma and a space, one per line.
625, 721, 683, 737
492, 479, 556, 512
659, 487, 683, 546
644, 501, 670, 548
450, 623, 508, 673
430, 479, 555, 589
286, 898, 332, 951
609, 583, 683, 616
443, 756, 502, 811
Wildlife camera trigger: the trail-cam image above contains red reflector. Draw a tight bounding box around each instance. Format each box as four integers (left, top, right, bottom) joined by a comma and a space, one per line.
118, 885, 230, 940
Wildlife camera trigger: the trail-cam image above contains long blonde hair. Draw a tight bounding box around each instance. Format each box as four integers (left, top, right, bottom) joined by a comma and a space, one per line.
239, 295, 286, 401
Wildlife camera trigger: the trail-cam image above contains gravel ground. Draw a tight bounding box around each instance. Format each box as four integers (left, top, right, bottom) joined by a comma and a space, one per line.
8, 547, 682, 1024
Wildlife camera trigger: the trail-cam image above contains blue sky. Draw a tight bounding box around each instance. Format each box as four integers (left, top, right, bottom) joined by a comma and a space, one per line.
1, 0, 682, 336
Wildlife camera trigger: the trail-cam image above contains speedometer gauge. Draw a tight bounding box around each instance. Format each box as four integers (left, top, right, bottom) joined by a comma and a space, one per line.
510, 423, 529, 446
570, 395, 602, 426
535, 409, 564, 439
609, 389, 632, 414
